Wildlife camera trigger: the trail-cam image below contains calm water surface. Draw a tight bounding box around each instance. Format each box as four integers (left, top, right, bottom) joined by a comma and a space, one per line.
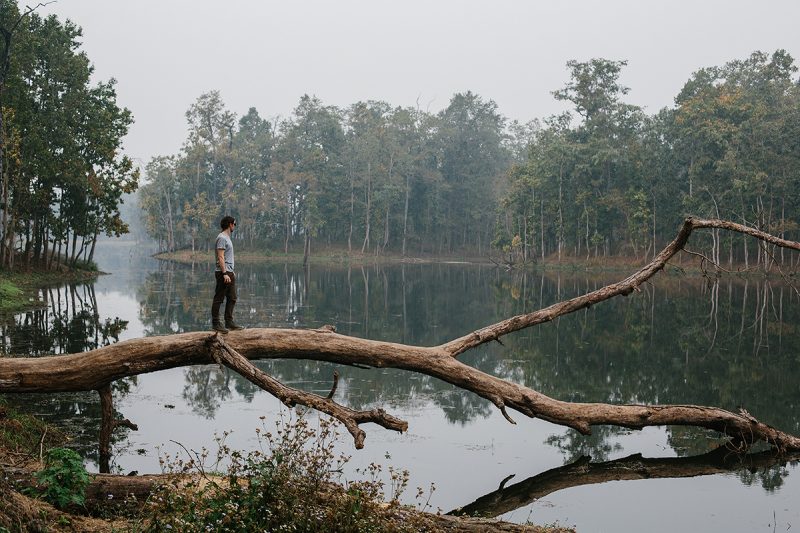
2, 241, 799, 532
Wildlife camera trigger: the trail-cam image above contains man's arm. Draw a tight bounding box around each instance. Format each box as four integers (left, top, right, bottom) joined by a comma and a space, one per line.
216, 248, 231, 283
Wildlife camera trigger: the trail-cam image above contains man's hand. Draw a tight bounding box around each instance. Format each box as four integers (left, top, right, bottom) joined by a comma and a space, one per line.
223, 273, 231, 284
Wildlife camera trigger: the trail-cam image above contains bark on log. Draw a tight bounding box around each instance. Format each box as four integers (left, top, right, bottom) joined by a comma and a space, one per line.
1, 218, 799, 453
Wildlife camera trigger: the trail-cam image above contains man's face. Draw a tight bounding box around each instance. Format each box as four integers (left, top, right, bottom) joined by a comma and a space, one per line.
230, 220, 236, 232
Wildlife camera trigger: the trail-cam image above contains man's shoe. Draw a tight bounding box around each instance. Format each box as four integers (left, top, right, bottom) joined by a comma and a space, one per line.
212, 322, 229, 334
225, 322, 245, 331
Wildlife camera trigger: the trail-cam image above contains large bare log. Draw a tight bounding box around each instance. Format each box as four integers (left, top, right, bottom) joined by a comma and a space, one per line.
1, 218, 800, 452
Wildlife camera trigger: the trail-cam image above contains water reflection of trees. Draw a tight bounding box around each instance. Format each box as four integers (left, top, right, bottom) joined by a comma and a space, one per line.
135, 263, 800, 466
0, 282, 132, 469
1, 283, 128, 356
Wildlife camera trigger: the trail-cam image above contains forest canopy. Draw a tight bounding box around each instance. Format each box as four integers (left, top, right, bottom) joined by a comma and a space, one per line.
139, 51, 800, 267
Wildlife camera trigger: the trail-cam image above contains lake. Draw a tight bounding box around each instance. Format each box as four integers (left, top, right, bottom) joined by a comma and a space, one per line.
2, 240, 799, 532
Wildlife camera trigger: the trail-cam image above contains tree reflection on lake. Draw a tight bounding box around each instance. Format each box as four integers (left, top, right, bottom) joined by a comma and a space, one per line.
0, 282, 134, 464
131, 262, 800, 445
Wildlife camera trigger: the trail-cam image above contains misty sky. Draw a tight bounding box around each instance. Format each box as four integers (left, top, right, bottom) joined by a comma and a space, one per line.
39, 0, 800, 168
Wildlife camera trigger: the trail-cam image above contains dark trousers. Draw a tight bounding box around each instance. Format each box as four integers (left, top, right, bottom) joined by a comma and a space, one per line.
211, 271, 237, 324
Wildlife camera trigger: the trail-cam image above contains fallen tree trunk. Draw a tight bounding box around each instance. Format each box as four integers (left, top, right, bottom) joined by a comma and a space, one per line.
1, 217, 800, 453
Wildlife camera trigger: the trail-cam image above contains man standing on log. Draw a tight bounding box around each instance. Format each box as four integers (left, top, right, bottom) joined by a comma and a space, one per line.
211, 216, 244, 333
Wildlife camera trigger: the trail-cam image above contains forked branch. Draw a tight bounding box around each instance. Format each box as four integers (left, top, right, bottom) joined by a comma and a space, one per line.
207, 334, 407, 449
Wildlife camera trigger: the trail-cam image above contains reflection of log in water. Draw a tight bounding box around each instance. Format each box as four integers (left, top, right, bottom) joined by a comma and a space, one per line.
449, 447, 800, 519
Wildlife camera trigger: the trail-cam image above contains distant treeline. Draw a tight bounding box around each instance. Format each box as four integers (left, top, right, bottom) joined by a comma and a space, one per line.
0, 1, 137, 270
504, 53, 800, 267
141, 90, 518, 260
141, 50, 800, 266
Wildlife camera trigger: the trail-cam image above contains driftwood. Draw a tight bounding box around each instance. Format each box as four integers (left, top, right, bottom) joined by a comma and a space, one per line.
1, 217, 800, 459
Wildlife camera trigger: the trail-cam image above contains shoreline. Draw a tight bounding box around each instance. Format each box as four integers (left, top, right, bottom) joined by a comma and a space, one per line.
151, 247, 793, 278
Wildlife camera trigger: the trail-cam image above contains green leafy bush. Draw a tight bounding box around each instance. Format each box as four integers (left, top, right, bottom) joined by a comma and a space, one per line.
31, 448, 91, 509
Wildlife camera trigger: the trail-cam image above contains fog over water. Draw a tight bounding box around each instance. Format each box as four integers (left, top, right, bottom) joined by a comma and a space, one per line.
39, 0, 800, 166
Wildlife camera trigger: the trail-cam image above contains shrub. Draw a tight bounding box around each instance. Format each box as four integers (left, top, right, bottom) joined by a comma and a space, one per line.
141, 415, 436, 532
30, 448, 91, 509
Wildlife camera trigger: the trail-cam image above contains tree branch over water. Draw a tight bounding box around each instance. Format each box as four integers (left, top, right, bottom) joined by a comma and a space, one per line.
1, 218, 799, 452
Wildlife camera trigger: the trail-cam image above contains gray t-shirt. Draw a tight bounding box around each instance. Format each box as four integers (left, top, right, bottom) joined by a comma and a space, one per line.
215, 232, 235, 272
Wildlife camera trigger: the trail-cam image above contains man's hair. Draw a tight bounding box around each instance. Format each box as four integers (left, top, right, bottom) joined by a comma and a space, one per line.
220, 216, 236, 230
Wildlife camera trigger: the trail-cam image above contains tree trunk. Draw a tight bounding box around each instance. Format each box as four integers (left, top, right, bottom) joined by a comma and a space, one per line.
540, 197, 545, 260
382, 205, 390, 254
0, 162, 7, 268
165, 190, 175, 253
402, 173, 410, 257
348, 166, 354, 253
361, 162, 371, 254
284, 193, 291, 254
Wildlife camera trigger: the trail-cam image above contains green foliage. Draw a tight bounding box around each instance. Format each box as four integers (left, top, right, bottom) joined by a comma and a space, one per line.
30, 448, 90, 509
500, 50, 800, 265
140, 416, 437, 533
140, 90, 512, 258
0, 1, 138, 270
0, 280, 23, 311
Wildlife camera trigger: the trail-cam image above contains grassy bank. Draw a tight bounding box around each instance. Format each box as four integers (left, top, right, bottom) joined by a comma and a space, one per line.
154, 245, 648, 270
154, 247, 492, 267
0, 268, 102, 314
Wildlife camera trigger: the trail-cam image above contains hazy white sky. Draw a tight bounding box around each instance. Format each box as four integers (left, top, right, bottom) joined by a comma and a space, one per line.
38, 0, 800, 167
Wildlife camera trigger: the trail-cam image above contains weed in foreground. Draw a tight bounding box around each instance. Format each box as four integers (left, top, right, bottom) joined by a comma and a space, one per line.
26, 448, 90, 509
139, 413, 440, 532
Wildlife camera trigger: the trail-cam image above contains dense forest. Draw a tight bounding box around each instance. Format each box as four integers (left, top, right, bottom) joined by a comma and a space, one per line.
139, 90, 520, 259
0, 1, 136, 271
139, 50, 800, 266
504, 53, 800, 266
